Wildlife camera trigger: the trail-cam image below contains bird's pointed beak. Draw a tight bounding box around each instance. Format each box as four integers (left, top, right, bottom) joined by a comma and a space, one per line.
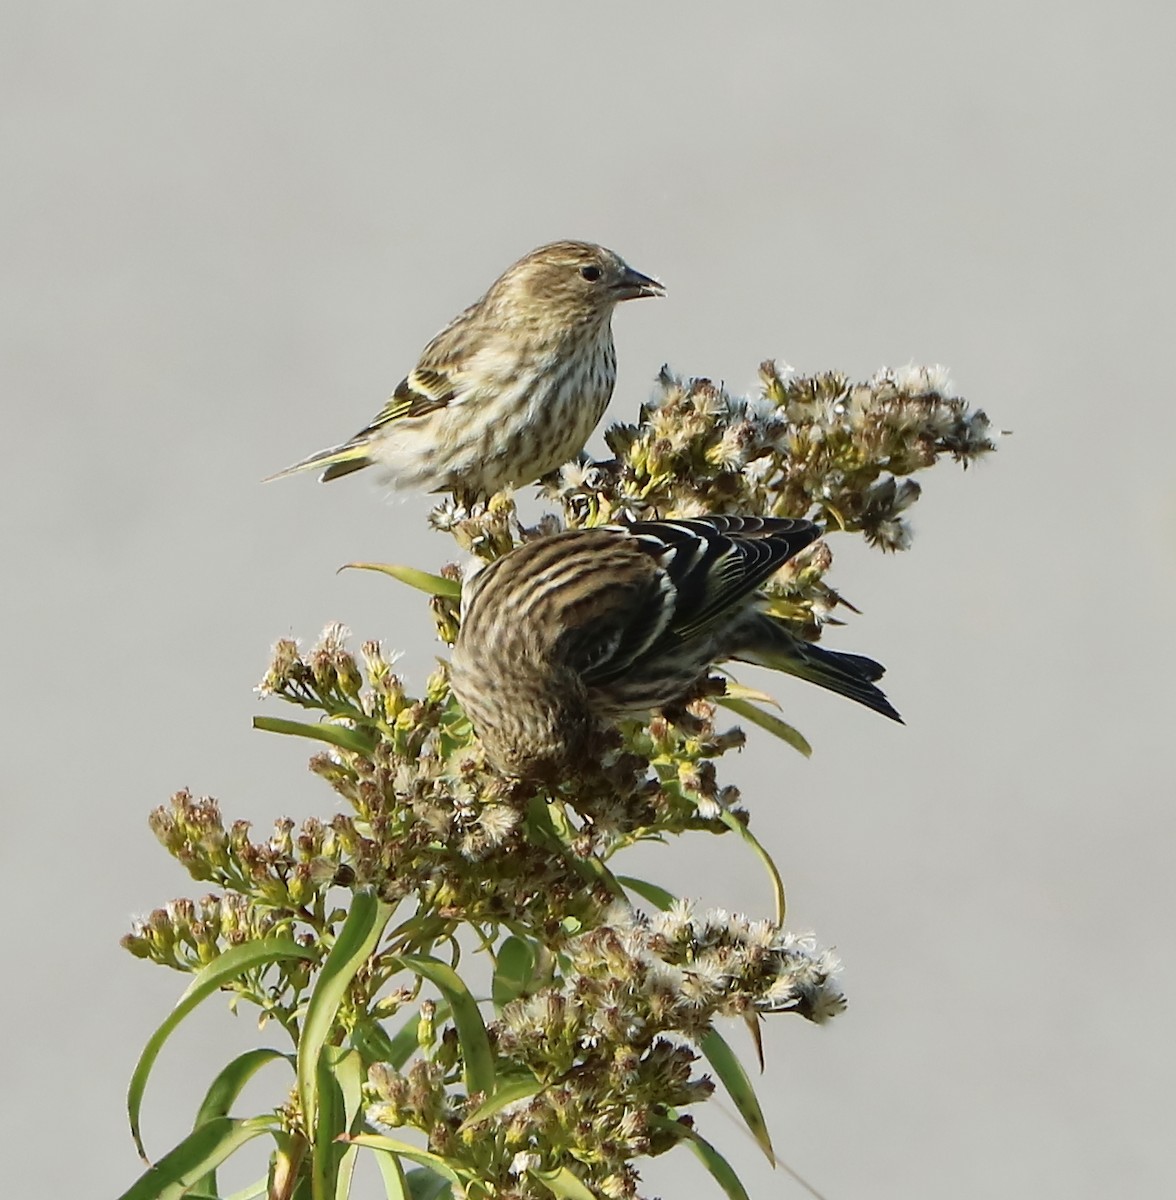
614, 266, 665, 301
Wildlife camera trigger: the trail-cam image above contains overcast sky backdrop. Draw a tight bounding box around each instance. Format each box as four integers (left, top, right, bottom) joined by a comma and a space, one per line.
3, 4, 1174, 1197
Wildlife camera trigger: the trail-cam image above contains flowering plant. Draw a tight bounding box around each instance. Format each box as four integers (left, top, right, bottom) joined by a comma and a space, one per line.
120, 362, 995, 1200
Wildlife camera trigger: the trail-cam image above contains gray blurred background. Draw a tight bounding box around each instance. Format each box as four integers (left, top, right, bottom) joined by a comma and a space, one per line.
4, 3, 1174, 1196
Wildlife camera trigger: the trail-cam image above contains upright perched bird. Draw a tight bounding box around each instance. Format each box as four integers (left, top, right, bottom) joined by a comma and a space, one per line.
450, 516, 902, 779
265, 241, 663, 502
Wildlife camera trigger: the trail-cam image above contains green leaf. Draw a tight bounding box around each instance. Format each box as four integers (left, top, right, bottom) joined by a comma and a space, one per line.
681, 1129, 752, 1200
491, 937, 536, 1010
368, 1155, 458, 1200
193, 1048, 291, 1126
333, 1046, 366, 1131
339, 562, 461, 599
371, 1148, 410, 1200
334, 1132, 360, 1199
221, 1179, 270, 1200
390, 953, 496, 1098
649, 1115, 751, 1200
616, 875, 677, 911
404, 1167, 454, 1200
530, 1165, 599, 1200
116, 1116, 278, 1200
298, 890, 392, 1135
717, 810, 787, 925
128, 938, 315, 1160
343, 1135, 465, 1190
189, 1048, 290, 1197
252, 714, 376, 755
332, 1046, 366, 1200
366, 1153, 460, 1200
311, 1045, 366, 1200
459, 1075, 543, 1130
716, 697, 812, 757
699, 1028, 775, 1164
350, 1017, 400, 1067
313, 1057, 345, 1200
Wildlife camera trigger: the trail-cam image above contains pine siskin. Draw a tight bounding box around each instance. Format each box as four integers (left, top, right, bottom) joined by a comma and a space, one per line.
265, 241, 663, 502
450, 516, 902, 779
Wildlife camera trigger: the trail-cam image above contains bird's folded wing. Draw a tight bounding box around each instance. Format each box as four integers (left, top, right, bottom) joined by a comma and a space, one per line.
627, 518, 821, 643
361, 367, 459, 433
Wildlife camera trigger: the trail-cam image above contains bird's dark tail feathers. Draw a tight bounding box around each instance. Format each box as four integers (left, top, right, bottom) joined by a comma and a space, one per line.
730, 615, 903, 723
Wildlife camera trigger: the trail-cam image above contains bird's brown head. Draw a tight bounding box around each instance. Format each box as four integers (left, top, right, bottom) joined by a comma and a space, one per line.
491, 241, 664, 326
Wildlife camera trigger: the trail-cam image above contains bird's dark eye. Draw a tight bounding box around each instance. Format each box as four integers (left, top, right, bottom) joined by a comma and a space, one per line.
579, 265, 602, 282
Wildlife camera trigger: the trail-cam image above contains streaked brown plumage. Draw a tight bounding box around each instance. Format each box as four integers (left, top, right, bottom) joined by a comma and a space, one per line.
450, 516, 901, 779
265, 241, 663, 502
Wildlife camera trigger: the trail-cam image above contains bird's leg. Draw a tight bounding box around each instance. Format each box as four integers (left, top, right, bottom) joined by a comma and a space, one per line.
659, 674, 728, 737
451, 486, 478, 516
657, 703, 709, 738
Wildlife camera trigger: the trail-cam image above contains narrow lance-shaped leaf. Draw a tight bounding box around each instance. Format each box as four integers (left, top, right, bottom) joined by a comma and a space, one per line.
699, 1028, 775, 1164
331, 1047, 366, 1200
313, 1054, 347, 1200
403, 1167, 455, 1200
193, 1048, 291, 1126
616, 875, 677, 911
390, 953, 496, 1098
370, 1153, 456, 1200
491, 936, 536, 1010
339, 562, 462, 598
253, 714, 376, 755
190, 1048, 291, 1197
297, 889, 392, 1134
342, 1135, 467, 1191
682, 1129, 753, 1200
459, 1076, 544, 1131
648, 1115, 751, 1200
116, 1116, 279, 1200
128, 937, 315, 1160
349, 1017, 401, 1068
308, 1044, 366, 1200
334, 1045, 366, 1130
371, 1148, 410, 1200
219, 1178, 270, 1200
529, 1166, 600, 1200
716, 696, 812, 757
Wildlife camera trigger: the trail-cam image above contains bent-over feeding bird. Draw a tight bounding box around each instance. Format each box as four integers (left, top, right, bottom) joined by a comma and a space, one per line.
265, 241, 663, 502
450, 516, 902, 779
